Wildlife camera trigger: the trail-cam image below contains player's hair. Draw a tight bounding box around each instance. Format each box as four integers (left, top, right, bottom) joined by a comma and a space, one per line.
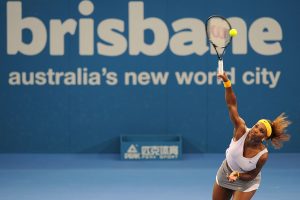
268, 113, 291, 149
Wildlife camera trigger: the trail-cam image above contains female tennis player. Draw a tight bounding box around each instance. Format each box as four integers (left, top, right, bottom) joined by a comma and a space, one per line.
212, 72, 291, 200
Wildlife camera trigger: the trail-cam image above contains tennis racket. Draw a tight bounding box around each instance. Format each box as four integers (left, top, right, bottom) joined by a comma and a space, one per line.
206, 16, 232, 75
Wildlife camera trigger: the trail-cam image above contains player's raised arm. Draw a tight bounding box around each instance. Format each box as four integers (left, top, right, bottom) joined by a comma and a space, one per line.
217, 72, 245, 136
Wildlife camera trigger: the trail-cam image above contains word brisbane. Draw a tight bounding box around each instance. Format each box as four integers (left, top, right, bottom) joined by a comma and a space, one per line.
7, 1, 283, 56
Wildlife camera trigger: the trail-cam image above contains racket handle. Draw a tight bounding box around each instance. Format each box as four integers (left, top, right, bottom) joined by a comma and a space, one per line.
218, 60, 224, 74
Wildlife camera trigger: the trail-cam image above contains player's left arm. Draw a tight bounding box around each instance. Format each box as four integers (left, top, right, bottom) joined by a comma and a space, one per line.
227, 153, 268, 182
238, 153, 269, 181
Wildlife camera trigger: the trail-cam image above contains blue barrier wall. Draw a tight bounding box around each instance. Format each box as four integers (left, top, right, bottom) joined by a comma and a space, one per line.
0, 0, 299, 153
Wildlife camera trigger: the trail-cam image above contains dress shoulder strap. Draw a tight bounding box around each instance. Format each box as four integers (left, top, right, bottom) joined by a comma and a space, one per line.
255, 148, 268, 160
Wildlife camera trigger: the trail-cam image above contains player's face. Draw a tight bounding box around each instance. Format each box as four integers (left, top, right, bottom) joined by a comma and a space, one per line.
249, 123, 267, 140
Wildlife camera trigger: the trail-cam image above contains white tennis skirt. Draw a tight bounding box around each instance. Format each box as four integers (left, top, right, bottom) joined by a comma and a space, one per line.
215, 160, 261, 192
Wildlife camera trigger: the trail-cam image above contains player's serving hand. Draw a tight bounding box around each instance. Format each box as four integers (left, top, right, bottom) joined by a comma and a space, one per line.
217, 72, 229, 82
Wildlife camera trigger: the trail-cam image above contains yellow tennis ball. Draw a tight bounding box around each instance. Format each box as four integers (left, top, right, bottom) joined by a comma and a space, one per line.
229, 29, 238, 37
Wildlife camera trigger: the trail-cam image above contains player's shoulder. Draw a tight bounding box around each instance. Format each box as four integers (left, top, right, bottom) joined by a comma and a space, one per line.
233, 122, 247, 140
235, 117, 246, 131
258, 149, 269, 164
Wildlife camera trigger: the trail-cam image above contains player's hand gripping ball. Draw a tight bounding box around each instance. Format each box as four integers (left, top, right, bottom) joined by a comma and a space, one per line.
229, 29, 237, 37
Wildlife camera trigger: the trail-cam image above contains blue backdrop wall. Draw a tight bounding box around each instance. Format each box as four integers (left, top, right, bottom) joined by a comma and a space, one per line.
0, 0, 299, 153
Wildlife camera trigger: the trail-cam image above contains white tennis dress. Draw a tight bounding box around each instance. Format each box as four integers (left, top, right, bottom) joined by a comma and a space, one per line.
216, 127, 268, 192
226, 128, 268, 173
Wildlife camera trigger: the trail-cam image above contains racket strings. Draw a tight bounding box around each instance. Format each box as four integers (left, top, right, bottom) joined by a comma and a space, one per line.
206, 16, 231, 57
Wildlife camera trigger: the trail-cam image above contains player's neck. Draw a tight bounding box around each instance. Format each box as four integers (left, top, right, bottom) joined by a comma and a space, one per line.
245, 139, 262, 149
